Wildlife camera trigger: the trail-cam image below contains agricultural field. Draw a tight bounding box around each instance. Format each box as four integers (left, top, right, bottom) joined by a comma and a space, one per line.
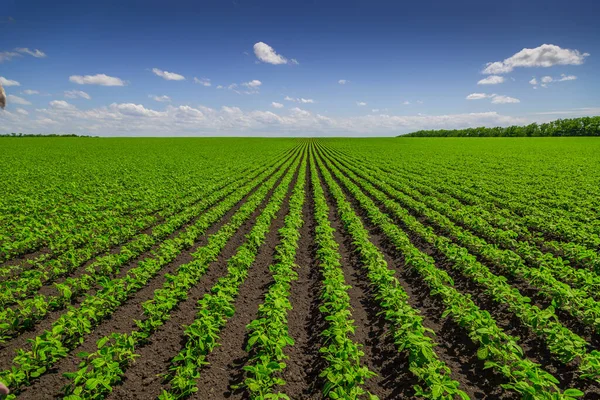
0, 137, 600, 399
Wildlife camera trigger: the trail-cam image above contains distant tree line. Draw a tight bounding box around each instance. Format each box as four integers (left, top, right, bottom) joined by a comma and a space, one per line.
0, 133, 95, 137
402, 116, 600, 137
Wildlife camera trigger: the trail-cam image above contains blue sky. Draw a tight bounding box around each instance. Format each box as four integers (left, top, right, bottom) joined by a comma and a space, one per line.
1, 0, 599, 136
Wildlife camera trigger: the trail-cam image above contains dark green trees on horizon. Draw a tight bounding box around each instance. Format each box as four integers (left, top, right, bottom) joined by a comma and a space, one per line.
403, 116, 600, 137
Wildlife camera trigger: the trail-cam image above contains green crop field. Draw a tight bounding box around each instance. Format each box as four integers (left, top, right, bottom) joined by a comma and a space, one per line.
1, 137, 599, 400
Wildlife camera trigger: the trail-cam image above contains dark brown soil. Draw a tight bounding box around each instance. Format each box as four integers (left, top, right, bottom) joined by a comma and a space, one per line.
324, 176, 406, 400
191, 164, 297, 400
12, 157, 298, 400
279, 164, 323, 400
315, 150, 517, 399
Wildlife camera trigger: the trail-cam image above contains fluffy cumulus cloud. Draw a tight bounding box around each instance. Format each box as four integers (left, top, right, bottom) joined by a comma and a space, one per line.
491, 95, 520, 104
466, 93, 492, 100
152, 68, 185, 81
477, 75, 504, 85
149, 95, 171, 102
466, 93, 520, 104
356, 101, 367, 106
69, 74, 125, 86
242, 79, 262, 88
0, 76, 20, 86
22, 89, 39, 95
271, 102, 284, 109
3, 100, 540, 136
50, 100, 77, 110
403, 101, 410, 105
194, 77, 211, 87
64, 90, 91, 99
529, 77, 538, 85
483, 44, 589, 74
253, 42, 296, 65
338, 79, 348, 85
283, 96, 315, 104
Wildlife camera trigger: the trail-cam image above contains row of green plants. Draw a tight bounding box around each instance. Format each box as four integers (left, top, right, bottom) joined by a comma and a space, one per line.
313, 148, 580, 399
0, 157, 274, 306
0, 140, 298, 266
324, 147, 600, 333
310, 152, 377, 399
322, 145, 600, 291
158, 151, 304, 400
241, 155, 307, 399
312, 149, 469, 399
321, 149, 600, 382
327, 139, 600, 252
59, 147, 306, 400
0, 152, 292, 342
0, 148, 302, 397
379, 151, 600, 251
0, 149, 288, 281
347, 147, 600, 277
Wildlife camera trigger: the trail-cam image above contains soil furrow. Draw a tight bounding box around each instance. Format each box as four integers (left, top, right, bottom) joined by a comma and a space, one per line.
317, 152, 516, 399
279, 162, 322, 399
11, 160, 296, 400
191, 163, 297, 400
0, 159, 289, 352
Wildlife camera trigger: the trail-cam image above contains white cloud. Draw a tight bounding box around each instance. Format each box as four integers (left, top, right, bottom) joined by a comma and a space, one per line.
403, 101, 410, 105
216, 85, 224, 89
7, 95, 31, 105
466, 93, 520, 104
0, 48, 46, 63
152, 68, 185, 81
529, 77, 538, 85
534, 74, 578, 88
558, 74, 577, 81
338, 79, 349, 85
271, 102, 284, 109
0, 77, 20, 86
16, 108, 28, 115
194, 77, 211, 87
242, 79, 262, 88
483, 44, 589, 74
0, 51, 19, 63
149, 95, 171, 102
64, 90, 91, 100
69, 74, 125, 86
253, 42, 295, 65
466, 93, 493, 100
416, 100, 424, 104
6, 101, 534, 136
491, 95, 520, 104
15, 48, 46, 58
371, 109, 379, 113
477, 75, 505, 85
283, 96, 315, 103
22, 89, 39, 95
356, 101, 367, 106
50, 100, 77, 110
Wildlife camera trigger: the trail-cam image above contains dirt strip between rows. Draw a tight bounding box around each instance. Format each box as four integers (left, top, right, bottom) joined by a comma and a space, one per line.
12, 159, 298, 400
316, 150, 517, 399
